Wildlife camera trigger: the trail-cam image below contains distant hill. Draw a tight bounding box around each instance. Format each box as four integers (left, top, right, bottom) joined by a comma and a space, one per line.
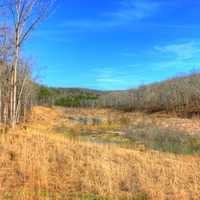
35, 85, 108, 107
36, 72, 200, 117
50, 87, 106, 96
97, 72, 200, 116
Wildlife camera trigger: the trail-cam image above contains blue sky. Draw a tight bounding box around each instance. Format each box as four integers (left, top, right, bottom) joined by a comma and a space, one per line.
24, 0, 200, 90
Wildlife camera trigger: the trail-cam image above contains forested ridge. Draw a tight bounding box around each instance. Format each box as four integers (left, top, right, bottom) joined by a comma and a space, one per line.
36, 85, 106, 107
38, 72, 200, 117
98, 73, 200, 116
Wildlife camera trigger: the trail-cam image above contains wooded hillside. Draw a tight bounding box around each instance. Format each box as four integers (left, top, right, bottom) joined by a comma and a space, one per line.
98, 73, 200, 116
36, 86, 105, 107
38, 73, 200, 117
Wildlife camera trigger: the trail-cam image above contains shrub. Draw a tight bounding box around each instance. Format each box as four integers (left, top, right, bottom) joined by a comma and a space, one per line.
126, 125, 200, 154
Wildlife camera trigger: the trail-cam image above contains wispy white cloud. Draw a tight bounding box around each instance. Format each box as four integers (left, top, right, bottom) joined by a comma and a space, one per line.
84, 40, 200, 90
146, 40, 200, 72
97, 78, 125, 83
60, 0, 162, 31
108, 0, 160, 21
94, 67, 126, 89
95, 67, 125, 82
154, 41, 200, 60
93, 66, 148, 90
34, 1, 200, 42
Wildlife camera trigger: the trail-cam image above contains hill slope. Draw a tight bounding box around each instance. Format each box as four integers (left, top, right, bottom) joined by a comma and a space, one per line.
0, 107, 200, 200
37, 73, 200, 117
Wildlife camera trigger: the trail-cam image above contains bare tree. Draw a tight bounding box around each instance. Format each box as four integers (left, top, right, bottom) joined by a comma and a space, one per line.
5, 0, 55, 127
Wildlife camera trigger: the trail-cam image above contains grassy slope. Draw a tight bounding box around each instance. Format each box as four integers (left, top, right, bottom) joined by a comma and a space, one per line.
0, 107, 200, 200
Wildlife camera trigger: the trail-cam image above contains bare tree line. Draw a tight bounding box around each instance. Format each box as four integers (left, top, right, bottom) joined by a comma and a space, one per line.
36, 72, 200, 117
0, 0, 54, 129
97, 73, 200, 116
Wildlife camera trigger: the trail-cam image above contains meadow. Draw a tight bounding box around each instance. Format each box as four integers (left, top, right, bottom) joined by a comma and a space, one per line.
1, 106, 200, 200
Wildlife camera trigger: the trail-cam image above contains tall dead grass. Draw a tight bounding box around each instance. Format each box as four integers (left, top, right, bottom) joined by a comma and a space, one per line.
0, 107, 200, 200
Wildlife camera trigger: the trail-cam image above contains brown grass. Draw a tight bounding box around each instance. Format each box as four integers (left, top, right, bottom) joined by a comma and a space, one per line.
0, 107, 200, 200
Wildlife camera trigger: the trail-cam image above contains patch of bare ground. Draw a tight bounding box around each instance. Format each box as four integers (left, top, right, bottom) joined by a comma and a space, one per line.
0, 107, 200, 199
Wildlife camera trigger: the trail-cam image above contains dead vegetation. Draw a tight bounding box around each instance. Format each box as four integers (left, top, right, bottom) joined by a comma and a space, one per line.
0, 107, 200, 200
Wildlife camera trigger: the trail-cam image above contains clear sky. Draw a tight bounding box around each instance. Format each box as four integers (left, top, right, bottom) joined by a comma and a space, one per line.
24, 0, 200, 90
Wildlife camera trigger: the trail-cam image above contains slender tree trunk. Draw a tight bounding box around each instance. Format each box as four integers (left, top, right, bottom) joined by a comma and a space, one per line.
0, 86, 2, 123
10, 77, 13, 124
16, 74, 26, 121
11, 39, 19, 128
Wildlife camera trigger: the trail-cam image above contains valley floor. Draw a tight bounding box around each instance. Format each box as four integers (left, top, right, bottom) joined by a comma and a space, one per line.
0, 106, 200, 200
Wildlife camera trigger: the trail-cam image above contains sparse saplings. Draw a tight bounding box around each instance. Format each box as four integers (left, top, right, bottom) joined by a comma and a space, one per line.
0, 0, 55, 128
1, 0, 55, 127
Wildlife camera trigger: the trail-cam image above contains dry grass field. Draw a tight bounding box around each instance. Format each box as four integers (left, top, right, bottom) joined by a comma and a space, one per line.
0, 106, 200, 200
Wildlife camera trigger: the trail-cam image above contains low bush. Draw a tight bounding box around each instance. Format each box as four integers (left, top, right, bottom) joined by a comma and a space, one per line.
126, 125, 200, 154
